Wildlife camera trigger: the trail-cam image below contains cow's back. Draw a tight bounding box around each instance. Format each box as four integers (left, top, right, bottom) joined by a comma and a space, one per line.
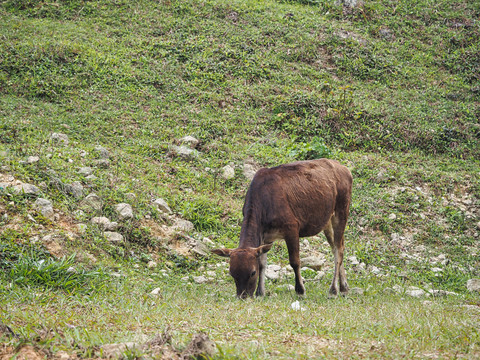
244, 159, 352, 237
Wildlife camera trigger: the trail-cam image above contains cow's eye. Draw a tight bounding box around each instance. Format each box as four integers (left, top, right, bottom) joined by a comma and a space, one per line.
250, 270, 256, 278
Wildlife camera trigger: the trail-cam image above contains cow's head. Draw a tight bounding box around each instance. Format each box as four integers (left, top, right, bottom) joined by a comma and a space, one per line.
211, 244, 272, 299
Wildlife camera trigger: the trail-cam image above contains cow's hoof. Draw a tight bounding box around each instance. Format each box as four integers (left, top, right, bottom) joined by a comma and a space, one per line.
295, 285, 305, 296
328, 287, 338, 298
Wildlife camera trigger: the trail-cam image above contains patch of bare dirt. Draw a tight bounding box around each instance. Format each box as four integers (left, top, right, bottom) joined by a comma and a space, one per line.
0, 344, 46, 360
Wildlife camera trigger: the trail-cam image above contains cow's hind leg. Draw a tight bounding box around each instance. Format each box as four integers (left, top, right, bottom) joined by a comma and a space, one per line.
285, 231, 305, 295
324, 217, 348, 296
256, 252, 267, 296
333, 215, 349, 295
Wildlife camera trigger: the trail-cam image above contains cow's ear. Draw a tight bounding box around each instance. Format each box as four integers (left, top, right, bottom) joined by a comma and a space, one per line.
211, 248, 233, 257
255, 243, 273, 257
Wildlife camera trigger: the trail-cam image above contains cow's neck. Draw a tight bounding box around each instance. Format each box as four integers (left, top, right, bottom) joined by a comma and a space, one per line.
238, 220, 262, 248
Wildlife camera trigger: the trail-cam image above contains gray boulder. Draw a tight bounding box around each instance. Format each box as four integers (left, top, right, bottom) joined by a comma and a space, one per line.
300, 255, 326, 270
104, 231, 124, 243
91, 217, 118, 231
50, 132, 69, 145
80, 193, 103, 211
467, 279, 480, 292
153, 198, 172, 214
34, 198, 54, 220
115, 203, 133, 220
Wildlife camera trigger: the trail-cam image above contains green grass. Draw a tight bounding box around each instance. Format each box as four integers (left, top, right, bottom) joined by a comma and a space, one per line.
0, 0, 479, 358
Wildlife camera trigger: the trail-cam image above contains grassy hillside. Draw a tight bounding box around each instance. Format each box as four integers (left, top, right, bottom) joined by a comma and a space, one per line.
1, 0, 479, 358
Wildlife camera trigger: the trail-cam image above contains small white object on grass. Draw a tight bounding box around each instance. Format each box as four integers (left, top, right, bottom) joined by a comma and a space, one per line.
291, 300, 305, 311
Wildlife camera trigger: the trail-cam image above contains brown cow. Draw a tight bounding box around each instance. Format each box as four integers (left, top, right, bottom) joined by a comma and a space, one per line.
212, 159, 352, 298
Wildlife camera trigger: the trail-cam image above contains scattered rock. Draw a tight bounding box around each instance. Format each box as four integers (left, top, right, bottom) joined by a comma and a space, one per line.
300, 255, 326, 270
193, 275, 209, 284
80, 193, 103, 211
78, 167, 93, 176
150, 287, 161, 295
50, 132, 69, 145
115, 203, 134, 220
242, 163, 258, 181
93, 159, 110, 168
147, 261, 157, 269
173, 218, 194, 232
153, 198, 172, 214
467, 278, 480, 292
291, 300, 306, 311
430, 289, 459, 297
369, 265, 382, 275
65, 181, 84, 199
388, 213, 397, 220
95, 145, 110, 159
169, 145, 199, 160
265, 266, 280, 280
34, 198, 54, 220
181, 333, 217, 359
12, 183, 41, 196
221, 165, 235, 180
104, 231, 124, 243
91, 217, 118, 231
27, 156, 40, 164
406, 286, 429, 298
179, 136, 200, 148
348, 256, 359, 265
335, 0, 359, 7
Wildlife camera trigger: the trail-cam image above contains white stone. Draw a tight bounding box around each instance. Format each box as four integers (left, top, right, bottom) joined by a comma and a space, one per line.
147, 261, 157, 269
150, 287, 161, 295
50, 132, 69, 145
406, 286, 429, 298
179, 136, 200, 148
467, 278, 480, 292
173, 218, 194, 232
153, 198, 172, 214
243, 163, 257, 181
115, 203, 133, 220
104, 231, 124, 243
65, 181, 84, 199
221, 165, 235, 180
388, 213, 397, 220
81, 193, 102, 211
12, 183, 40, 196
193, 275, 209, 284
34, 198, 54, 220
170, 145, 198, 159
91, 217, 118, 231
78, 167, 93, 176
95, 145, 110, 159
291, 300, 305, 311
27, 156, 40, 163
300, 255, 326, 270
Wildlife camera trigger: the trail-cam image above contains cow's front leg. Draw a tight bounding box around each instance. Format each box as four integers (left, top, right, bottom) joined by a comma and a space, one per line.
256, 252, 267, 296
285, 233, 305, 295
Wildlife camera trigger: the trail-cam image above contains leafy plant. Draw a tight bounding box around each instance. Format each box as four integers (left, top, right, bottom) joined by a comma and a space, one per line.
287, 136, 332, 160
